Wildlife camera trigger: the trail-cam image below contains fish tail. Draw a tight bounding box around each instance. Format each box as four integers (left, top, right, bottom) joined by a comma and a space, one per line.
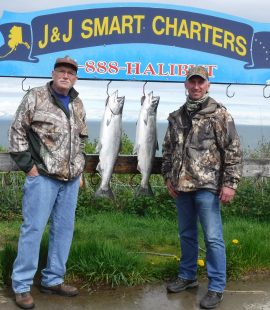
135, 183, 154, 197
94, 186, 115, 199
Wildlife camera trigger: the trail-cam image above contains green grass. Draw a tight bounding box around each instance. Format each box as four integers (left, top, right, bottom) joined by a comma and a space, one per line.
0, 213, 269, 288
224, 217, 270, 278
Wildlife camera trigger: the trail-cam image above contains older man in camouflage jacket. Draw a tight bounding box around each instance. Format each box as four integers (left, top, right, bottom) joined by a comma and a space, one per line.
162, 66, 242, 309
9, 56, 88, 309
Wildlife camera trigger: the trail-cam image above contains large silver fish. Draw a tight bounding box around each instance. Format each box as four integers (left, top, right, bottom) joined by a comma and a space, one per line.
95, 90, 125, 199
133, 91, 160, 196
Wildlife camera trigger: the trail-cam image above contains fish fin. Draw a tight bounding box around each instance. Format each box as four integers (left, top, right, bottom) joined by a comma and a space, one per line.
136, 162, 142, 173
119, 140, 122, 154
153, 95, 160, 105
105, 96, 109, 106
135, 184, 154, 197
113, 90, 118, 98
94, 186, 114, 199
119, 95, 125, 105
133, 143, 139, 155
106, 114, 112, 126
143, 113, 149, 126
95, 142, 102, 153
140, 95, 145, 106
95, 162, 101, 173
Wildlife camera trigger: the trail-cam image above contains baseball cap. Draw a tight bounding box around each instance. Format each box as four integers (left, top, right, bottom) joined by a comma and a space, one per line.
186, 66, 209, 81
54, 56, 78, 72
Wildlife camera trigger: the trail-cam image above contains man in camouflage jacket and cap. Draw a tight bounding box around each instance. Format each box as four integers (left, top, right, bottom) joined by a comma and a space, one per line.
9, 56, 88, 309
162, 66, 242, 309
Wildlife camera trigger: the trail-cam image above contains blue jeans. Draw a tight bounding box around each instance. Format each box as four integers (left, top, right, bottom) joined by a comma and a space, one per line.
176, 190, 226, 293
12, 174, 80, 293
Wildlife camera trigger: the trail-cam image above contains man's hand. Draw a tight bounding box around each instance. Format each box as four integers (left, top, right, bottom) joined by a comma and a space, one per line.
26, 165, 39, 177
166, 179, 178, 199
80, 174, 84, 188
219, 186, 235, 204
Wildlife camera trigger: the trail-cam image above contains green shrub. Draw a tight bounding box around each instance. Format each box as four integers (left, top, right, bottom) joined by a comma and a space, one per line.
0, 244, 17, 286
243, 140, 270, 159
0, 172, 24, 220
0, 136, 269, 221
222, 178, 270, 221
0, 145, 7, 152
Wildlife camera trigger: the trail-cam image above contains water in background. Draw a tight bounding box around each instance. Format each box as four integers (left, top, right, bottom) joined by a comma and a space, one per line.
1, 118, 270, 154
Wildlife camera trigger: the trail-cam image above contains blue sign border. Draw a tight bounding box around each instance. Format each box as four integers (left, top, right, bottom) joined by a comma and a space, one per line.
0, 2, 269, 84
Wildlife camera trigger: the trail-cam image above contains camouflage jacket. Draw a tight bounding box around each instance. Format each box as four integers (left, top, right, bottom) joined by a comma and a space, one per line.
161, 97, 242, 192
9, 82, 88, 181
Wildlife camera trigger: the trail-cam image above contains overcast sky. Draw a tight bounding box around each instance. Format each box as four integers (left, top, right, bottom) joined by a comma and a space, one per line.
0, 0, 270, 126
0, 0, 268, 22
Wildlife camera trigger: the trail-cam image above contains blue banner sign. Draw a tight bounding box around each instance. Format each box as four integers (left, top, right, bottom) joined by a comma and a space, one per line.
0, 3, 269, 84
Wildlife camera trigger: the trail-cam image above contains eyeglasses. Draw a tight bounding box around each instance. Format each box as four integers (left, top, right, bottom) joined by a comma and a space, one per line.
54, 69, 77, 77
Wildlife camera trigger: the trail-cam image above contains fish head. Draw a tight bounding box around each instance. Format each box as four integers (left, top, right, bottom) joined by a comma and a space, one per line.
107, 90, 125, 115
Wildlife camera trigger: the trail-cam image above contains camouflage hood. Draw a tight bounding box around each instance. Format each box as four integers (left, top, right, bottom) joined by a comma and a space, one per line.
161, 97, 242, 192
9, 82, 88, 180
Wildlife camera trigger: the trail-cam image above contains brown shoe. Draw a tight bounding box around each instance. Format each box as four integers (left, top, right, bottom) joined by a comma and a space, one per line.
40, 283, 78, 297
15, 292, 35, 309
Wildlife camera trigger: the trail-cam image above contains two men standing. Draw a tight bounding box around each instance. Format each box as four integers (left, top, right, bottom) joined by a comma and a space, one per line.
8, 62, 242, 309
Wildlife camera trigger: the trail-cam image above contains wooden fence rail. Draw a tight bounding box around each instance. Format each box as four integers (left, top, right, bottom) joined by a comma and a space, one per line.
0, 153, 270, 177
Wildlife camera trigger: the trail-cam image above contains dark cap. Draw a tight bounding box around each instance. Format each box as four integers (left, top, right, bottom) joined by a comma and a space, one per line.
186, 66, 209, 81
54, 56, 78, 72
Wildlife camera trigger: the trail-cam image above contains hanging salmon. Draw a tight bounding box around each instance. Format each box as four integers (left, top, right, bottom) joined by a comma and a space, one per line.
94, 90, 125, 199
133, 91, 160, 196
